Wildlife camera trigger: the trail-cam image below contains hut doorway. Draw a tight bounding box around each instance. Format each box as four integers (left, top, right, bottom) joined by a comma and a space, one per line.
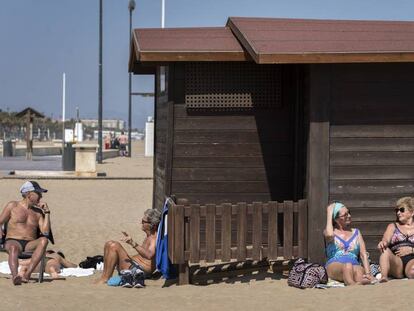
254, 65, 306, 203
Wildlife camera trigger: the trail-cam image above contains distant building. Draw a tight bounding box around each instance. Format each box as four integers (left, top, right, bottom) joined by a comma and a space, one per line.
82, 119, 125, 130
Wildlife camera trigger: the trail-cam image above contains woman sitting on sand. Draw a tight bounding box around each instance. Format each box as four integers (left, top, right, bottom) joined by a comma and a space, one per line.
377, 197, 414, 282
324, 202, 374, 285
19, 250, 77, 279
95, 208, 161, 286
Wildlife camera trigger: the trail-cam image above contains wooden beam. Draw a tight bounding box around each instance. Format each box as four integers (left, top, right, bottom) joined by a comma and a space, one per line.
178, 263, 190, 285
227, 18, 259, 64
139, 51, 250, 62
258, 52, 414, 64
306, 64, 331, 264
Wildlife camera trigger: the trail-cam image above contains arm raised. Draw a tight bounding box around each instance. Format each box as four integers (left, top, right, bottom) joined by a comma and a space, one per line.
324, 203, 335, 242
37, 202, 51, 235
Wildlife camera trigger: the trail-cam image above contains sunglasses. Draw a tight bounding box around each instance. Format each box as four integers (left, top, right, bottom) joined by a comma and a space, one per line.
141, 219, 151, 224
337, 211, 351, 218
395, 207, 406, 213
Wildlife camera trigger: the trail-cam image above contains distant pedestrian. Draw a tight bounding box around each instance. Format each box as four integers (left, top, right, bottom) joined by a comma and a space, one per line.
110, 134, 118, 149
104, 134, 110, 150
117, 131, 128, 156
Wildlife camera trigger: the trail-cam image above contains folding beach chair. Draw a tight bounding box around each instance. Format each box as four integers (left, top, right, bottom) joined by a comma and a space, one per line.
0, 222, 54, 283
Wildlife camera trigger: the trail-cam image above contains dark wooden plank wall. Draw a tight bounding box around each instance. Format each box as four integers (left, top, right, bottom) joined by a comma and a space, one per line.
329, 63, 414, 261
306, 64, 330, 263
153, 66, 171, 210
169, 63, 300, 205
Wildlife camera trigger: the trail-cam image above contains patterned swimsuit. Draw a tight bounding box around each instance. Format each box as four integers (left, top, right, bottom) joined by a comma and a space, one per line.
326, 229, 361, 266
388, 223, 414, 275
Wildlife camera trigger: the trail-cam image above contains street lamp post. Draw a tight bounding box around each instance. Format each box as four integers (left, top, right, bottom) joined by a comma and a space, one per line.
161, 0, 165, 28
98, 0, 103, 164
128, 0, 135, 158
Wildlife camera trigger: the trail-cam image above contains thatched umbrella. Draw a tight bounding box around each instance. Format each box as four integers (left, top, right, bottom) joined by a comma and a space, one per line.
16, 107, 45, 160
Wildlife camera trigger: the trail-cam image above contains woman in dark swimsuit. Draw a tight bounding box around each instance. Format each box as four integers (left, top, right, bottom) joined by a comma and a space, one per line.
378, 197, 414, 282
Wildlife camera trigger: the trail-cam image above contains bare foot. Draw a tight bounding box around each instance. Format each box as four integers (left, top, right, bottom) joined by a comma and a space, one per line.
93, 279, 107, 285
379, 277, 388, 283
359, 278, 372, 285
12, 275, 22, 286
50, 272, 66, 280
51, 272, 60, 279
21, 277, 29, 283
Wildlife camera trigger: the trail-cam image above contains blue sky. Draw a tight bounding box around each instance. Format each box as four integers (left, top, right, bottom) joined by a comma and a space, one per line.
1, 0, 413, 129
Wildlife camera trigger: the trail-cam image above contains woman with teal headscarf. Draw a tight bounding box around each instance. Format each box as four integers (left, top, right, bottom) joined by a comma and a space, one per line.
324, 202, 374, 285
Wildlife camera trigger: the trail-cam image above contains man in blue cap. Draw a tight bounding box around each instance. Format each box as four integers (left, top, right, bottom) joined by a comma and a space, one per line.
0, 181, 51, 285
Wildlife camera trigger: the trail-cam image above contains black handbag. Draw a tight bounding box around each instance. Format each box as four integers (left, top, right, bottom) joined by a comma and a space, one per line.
79, 255, 104, 269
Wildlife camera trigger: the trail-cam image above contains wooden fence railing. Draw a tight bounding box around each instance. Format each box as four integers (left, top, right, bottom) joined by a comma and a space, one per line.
168, 200, 308, 284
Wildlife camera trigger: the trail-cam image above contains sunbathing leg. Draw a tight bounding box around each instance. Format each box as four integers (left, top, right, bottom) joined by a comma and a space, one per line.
58, 256, 77, 268
404, 259, 414, 279
4, 240, 23, 285
352, 265, 371, 285
22, 237, 48, 281
341, 263, 357, 285
46, 260, 61, 279
379, 249, 403, 282
326, 262, 355, 285
18, 259, 30, 279
379, 250, 390, 282
95, 240, 131, 284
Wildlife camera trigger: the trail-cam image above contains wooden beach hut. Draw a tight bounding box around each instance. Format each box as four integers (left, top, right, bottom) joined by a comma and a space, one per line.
129, 17, 414, 284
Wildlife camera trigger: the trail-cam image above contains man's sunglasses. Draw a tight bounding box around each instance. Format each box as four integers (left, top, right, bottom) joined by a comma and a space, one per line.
395, 207, 406, 213
141, 219, 151, 224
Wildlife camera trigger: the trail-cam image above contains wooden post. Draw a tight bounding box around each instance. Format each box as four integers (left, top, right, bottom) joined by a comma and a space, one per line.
26, 111, 33, 160
178, 263, 190, 285
307, 64, 331, 264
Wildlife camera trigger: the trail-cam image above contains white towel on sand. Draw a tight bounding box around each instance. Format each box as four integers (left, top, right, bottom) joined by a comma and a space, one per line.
0, 261, 95, 277
59, 267, 94, 277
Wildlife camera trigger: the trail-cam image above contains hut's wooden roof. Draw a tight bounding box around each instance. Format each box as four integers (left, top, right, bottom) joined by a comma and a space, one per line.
131, 27, 249, 62
227, 17, 414, 64
130, 17, 414, 71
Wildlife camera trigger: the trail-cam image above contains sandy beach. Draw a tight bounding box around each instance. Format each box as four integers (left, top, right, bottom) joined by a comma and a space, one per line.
0, 142, 413, 311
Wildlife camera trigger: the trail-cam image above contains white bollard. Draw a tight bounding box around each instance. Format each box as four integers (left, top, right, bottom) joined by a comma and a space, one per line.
145, 116, 154, 157
74, 122, 83, 142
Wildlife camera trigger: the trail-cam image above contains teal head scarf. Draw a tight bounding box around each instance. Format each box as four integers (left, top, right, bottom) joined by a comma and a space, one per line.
332, 202, 345, 220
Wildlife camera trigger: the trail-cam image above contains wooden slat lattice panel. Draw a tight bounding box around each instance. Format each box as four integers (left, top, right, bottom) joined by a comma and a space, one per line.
168, 200, 307, 264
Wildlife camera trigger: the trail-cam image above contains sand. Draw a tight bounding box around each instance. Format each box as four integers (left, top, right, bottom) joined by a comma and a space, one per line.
0, 141, 413, 310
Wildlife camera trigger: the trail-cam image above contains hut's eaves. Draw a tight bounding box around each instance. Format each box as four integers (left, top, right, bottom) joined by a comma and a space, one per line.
129, 17, 414, 70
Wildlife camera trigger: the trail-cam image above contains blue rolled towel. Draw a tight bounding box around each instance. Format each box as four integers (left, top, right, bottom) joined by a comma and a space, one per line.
107, 275, 122, 286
